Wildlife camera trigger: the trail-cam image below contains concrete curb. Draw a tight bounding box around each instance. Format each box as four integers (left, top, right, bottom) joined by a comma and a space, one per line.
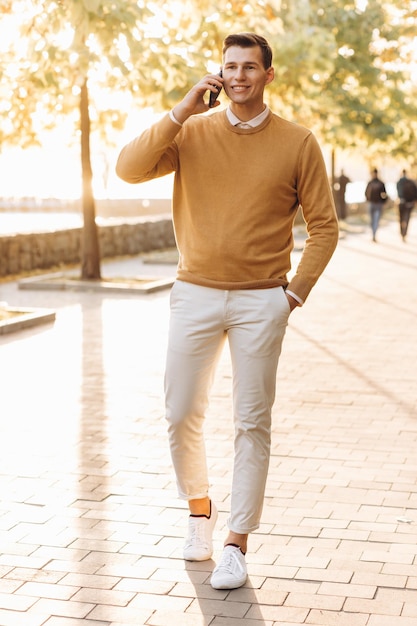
0, 305, 56, 335
18, 272, 175, 294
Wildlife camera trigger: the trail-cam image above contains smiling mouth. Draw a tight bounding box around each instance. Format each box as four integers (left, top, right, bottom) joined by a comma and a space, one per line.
231, 86, 249, 91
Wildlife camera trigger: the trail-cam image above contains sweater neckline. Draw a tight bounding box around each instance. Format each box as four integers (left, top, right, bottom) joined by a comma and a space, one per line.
222, 109, 272, 133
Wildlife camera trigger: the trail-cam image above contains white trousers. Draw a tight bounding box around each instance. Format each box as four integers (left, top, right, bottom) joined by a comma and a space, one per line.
165, 280, 290, 534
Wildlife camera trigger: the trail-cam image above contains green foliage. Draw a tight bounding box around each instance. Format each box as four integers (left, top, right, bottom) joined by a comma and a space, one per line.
1, 0, 417, 160
316, 0, 417, 158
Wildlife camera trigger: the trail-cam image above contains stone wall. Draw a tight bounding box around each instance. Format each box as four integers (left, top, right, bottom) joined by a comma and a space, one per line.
0, 215, 175, 277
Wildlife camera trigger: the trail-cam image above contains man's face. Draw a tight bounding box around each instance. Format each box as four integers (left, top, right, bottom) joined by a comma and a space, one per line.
222, 45, 274, 108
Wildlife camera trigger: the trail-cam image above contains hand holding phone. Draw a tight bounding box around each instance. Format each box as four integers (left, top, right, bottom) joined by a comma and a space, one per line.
209, 70, 222, 108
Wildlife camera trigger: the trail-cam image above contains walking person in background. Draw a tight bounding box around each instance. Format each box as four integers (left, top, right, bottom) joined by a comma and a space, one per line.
116, 32, 338, 590
365, 168, 387, 242
396, 169, 417, 242
333, 169, 351, 220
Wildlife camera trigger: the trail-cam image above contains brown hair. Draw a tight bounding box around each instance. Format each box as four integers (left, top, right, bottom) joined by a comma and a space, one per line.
223, 33, 273, 70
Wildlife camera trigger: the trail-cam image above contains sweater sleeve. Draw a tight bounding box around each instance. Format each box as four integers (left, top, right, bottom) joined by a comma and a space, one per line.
286, 133, 339, 302
115, 114, 181, 184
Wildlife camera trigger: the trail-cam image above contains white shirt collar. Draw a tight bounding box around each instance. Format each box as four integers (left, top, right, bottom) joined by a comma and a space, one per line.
226, 105, 270, 128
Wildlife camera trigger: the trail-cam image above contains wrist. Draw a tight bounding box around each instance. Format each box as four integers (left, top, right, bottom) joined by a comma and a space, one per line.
286, 293, 299, 311
285, 289, 303, 307
172, 104, 192, 125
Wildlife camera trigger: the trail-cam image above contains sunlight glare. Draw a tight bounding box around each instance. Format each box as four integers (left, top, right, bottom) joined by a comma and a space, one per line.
355, 0, 368, 11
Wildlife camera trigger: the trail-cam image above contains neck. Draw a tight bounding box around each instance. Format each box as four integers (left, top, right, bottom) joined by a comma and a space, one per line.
230, 103, 266, 122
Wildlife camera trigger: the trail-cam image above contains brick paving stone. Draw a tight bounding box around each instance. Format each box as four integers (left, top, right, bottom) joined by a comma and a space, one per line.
295, 568, 353, 584
367, 617, 417, 626
406, 577, 417, 589
374, 587, 417, 603
43, 559, 104, 575
149, 565, 209, 584
116, 577, 175, 595
328, 558, 383, 573
1, 218, 417, 625
15, 581, 78, 601
343, 596, 403, 615
381, 563, 417, 580
59, 572, 121, 589
246, 604, 309, 622
187, 596, 251, 619
28, 598, 96, 618
351, 571, 407, 588
147, 611, 215, 626
85, 605, 153, 624
402, 601, 417, 617
0, 580, 24, 597
306, 609, 369, 625
70, 587, 136, 606
285, 591, 345, 611
210, 619, 274, 626
0, 591, 37, 611
360, 550, 414, 565
0, 608, 48, 626
224, 588, 288, 605
45, 617, 113, 626
318, 581, 376, 598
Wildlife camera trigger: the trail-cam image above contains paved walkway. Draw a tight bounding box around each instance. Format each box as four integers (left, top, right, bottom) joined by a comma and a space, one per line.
0, 215, 416, 626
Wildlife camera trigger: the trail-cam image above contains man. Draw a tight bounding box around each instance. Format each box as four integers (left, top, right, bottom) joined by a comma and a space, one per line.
365, 168, 387, 242
116, 33, 338, 590
333, 169, 351, 219
396, 169, 417, 241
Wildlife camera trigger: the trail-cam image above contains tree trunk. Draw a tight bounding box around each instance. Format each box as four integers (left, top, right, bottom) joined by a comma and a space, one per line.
80, 78, 101, 279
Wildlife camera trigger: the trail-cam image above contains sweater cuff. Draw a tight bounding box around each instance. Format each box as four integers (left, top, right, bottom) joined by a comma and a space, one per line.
169, 110, 183, 126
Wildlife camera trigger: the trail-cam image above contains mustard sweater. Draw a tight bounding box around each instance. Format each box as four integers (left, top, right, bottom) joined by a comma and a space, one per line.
116, 109, 338, 302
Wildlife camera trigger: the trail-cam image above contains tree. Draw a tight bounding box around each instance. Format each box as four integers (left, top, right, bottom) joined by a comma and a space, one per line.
1, 0, 164, 278
314, 1, 417, 159
41, 0, 166, 278
274, 0, 417, 174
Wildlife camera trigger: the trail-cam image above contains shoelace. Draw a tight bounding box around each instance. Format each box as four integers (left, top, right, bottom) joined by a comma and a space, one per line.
216, 550, 235, 573
186, 518, 209, 547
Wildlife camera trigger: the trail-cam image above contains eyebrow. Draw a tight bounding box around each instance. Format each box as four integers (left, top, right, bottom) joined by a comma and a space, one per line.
223, 61, 261, 67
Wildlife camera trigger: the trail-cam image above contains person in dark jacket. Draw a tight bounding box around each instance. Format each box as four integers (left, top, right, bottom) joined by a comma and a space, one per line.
365, 169, 387, 242
333, 170, 351, 219
396, 169, 417, 241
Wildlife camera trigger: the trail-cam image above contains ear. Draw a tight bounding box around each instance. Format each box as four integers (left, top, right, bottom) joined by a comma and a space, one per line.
265, 66, 275, 85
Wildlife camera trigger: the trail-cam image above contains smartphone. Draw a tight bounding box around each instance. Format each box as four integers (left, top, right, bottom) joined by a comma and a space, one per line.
209, 70, 222, 108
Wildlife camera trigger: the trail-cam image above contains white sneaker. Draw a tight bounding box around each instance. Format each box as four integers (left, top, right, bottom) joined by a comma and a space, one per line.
183, 501, 218, 561
210, 544, 247, 589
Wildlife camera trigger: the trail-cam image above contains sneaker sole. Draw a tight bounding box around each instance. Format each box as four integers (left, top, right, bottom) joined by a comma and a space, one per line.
211, 574, 247, 590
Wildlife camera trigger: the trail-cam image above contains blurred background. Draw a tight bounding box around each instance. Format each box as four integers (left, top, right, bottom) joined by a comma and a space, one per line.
1, 0, 416, 236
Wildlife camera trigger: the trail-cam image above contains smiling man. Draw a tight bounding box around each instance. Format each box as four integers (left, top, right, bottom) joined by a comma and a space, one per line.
116, 33, 338, 590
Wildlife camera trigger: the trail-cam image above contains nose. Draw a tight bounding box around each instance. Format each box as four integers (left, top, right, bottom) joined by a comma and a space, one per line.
235, 66, 245, 80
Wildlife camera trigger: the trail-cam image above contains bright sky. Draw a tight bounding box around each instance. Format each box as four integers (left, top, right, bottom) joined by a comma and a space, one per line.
0, 108, 174, 201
